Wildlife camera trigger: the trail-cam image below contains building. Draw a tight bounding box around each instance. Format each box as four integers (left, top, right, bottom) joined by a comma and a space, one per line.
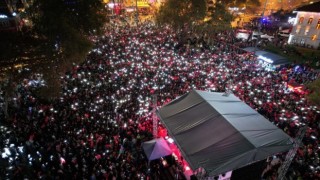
288, 1, 320, 49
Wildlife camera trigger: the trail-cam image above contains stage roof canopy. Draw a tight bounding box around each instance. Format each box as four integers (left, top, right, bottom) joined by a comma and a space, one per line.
157, 90, 293, 176
242, 47, 291, 65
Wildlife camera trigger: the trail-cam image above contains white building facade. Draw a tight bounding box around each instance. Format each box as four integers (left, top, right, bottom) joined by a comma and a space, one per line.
288, 2, 320, 49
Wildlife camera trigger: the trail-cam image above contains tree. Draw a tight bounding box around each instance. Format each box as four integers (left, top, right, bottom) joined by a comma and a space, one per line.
221, 0, 260, 7
28, 0, 106, 60
204, 3, 234, 31
0, 0, 107, 116
307, 78, 320, 106
155, 1, 238, 32
243, 0, 261, 14
15, 0, 107, 97
155, 0, 207, 28
219, 0, 260, 15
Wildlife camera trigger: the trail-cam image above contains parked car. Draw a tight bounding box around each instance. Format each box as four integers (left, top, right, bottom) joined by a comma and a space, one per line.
278, 29, 291, 37
252, 31, 274, 41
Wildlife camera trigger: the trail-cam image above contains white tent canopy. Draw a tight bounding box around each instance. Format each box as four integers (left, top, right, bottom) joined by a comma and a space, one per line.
142, 138, 172, 161
157, 90, 293, 176
242, 47, 291, 65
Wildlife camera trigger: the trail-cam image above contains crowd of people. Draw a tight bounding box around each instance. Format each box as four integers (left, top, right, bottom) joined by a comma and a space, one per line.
1, 22, 320, 180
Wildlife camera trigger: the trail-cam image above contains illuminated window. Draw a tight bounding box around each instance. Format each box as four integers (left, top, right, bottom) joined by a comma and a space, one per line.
299, 17, 304, 24
296, 26, 301, 34
305, 26, 310, 35
311, 35, 317, 41
317, 19, 320, 29
307, 18, 313, 24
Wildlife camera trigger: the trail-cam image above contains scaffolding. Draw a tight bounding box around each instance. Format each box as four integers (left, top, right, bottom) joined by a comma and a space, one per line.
277, 126, 307, 180
152, 94, 158, 138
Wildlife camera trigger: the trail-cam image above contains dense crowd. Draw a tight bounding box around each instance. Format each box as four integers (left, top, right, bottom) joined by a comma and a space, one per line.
1, 23, 320, 180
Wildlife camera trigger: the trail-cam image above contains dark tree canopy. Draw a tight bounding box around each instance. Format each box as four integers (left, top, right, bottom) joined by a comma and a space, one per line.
222, 0, 261, 7
205, 3, 234, 31
29, 0, 106, 59
155, 1, 237, 31
31, 0, 106, 36
0, 0, 107, 99
307, 79, 320, 106
221, 0, 261, 15
155, 0, 207, 28
25, 0, 107, 98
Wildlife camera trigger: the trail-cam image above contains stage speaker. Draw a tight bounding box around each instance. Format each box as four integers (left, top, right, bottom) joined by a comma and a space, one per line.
190, 175, 198, 180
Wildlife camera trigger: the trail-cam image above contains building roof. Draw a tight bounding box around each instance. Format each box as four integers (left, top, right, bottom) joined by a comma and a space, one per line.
294, 1, 320, 13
